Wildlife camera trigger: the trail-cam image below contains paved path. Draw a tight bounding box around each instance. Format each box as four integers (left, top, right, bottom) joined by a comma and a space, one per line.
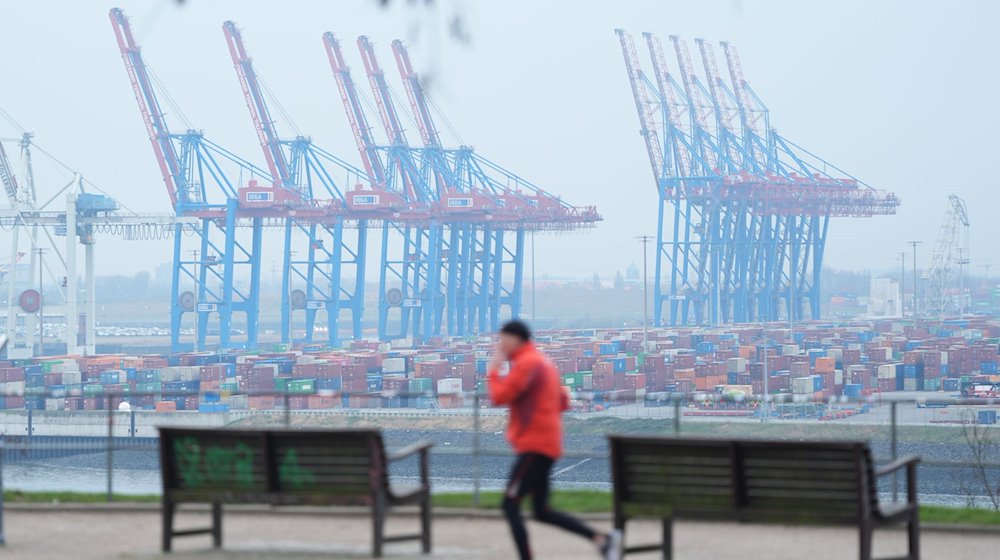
2, 508, 998, 559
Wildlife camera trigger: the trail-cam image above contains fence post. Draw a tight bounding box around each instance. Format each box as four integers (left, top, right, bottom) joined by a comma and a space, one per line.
0, 437, 6, 546
26, 407, 32, 440
284, 391, 291, 428
673, 397, 681, 435
472, 392, 481, 507
107, 397, 114, 503
890, 401, 898, 502
130, 409, 137, 437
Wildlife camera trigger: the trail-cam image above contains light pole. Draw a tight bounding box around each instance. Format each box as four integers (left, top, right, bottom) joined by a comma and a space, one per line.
908, 241, 921, 318
35, 248, 45, 357
761, 330, 768, 424
899, 252, 907, 316
531, 232, 536, 322
190, 249, 199, 352
636, 236, 653, 349
956, 248, 969, 317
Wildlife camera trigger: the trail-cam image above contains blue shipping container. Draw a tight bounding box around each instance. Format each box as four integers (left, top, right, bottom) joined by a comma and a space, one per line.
317, 377, 343, 391
978, 410, 997, 425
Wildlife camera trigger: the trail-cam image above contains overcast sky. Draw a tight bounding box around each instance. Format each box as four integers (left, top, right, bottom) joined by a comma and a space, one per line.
1, 0, 997, 280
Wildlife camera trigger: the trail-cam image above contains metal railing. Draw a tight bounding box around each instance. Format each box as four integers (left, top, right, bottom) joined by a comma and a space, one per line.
0, 389, 999, 545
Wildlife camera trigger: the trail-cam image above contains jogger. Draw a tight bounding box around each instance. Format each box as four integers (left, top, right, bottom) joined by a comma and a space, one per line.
503, 453, 597, 558
488, 320, 621, 560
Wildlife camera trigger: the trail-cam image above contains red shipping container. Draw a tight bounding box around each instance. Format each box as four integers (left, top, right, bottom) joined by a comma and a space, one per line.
248, 395, 275, 410
621, 374, 646, 391
307, 394, 340, 409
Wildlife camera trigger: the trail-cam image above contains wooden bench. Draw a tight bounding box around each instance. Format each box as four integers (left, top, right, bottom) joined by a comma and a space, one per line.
159, 428, 432, 557
609, 436, 919, 560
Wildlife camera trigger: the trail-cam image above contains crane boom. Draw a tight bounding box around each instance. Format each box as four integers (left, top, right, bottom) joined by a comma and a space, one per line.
223, 20, 291, 189
0, 140, 18, 206
356, 35, 424, 202
720, 41, 764, 138
109, 7, 186, 208
322, 32, 387, 189
669, 36, 718, 171
391, 40, 440, 148
615, 29, 664, 183
642, 32, 690, 179
695, 38, 742, 168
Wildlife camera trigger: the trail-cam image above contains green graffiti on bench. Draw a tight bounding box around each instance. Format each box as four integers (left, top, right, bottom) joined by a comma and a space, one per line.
173, 436, 256, 488
278, 448, 318, 489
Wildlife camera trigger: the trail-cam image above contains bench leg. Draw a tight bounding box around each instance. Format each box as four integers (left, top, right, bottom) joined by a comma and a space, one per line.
161, 499, 174, 553
907, 513, 920, 560
420, 489, 432, 554
662, 518, 672, 560
372, 494, 385, 558
211, 502, 223, 549
859, 523, 872, 560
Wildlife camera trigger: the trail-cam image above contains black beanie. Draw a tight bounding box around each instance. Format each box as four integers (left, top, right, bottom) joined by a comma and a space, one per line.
499, 320, 532, 341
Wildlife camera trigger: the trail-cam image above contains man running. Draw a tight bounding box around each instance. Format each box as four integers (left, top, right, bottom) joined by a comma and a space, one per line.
488, 320, 621, 560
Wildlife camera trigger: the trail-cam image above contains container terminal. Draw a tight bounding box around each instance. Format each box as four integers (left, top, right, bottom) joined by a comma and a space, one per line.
0, 317, 996, 423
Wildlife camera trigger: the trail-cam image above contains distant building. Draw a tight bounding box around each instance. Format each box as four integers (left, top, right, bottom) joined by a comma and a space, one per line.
867, 277, 901, 318
626, 263, 640, 282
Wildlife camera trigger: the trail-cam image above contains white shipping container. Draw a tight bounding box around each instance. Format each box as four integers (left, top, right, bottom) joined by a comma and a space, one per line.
437, 378, 463, 395
782, 344, 800, 356
391, 338, 414, 349
877, 364, 898, 379
834, 370, 844, 386
45, 398, 66, 411
383, 357, 407, 374
62, 371, 83, 385
792, 376, 814, 395
415, 353, 441, 363
903, 378, 918, 391
827, 348, 844, 362
228, 394, 249, 410
1, 381, 25, 395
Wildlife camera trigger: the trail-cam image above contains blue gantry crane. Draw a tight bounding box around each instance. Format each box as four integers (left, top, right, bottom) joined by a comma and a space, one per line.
112, 8, 280, 352
224, 21, 379, 346
388, 39, 602, 334
113, 4, 599, 347
617, 30, 899, 327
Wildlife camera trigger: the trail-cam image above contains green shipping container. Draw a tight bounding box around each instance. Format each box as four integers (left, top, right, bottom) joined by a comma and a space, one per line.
221, 382, 239, 393
287, 379, 316, 394
274, 377, 290, 392
83, 384, 104, 397
136, 381, 163, 393
408, 378, 433, 393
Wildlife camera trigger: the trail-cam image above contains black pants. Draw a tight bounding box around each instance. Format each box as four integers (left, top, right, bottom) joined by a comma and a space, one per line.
502, 453, 597, 560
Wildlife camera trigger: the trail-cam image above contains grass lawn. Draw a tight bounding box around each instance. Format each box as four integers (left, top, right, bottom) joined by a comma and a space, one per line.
5, 490, 999, 527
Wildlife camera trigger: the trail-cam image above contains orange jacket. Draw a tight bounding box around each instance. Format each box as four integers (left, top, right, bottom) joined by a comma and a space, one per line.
488, 342, 568, 459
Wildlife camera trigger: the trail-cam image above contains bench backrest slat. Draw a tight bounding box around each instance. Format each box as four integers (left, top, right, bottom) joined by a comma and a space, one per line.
160, 428, 387, 504
611, 438, 737, 517
611, 436, 872, 524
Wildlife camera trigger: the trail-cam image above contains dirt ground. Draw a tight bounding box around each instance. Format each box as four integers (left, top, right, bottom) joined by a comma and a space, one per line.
2, 507, 997, 560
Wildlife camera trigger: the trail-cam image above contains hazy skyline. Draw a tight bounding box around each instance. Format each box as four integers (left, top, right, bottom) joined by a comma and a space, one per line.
1, 0, 996, 280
